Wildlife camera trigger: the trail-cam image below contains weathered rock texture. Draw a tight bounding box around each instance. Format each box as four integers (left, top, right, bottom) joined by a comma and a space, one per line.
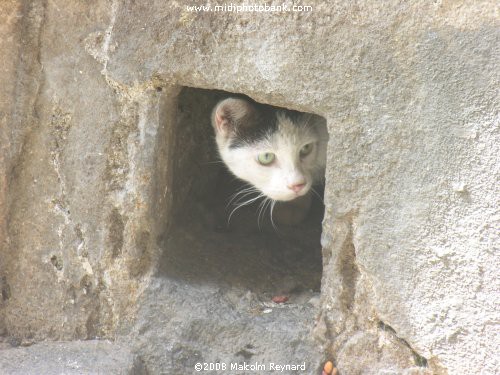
0, 0, 498, 374
0, 340, 146, 374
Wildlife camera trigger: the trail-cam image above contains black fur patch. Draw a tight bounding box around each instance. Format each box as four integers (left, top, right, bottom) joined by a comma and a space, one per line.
229, 105, 277, 148
228, 104, 302, 149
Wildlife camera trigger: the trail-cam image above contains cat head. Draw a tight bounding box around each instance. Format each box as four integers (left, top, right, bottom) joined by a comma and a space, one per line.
212, 97, 327, 202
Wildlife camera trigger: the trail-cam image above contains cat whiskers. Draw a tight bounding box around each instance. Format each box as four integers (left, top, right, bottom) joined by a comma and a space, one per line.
226, 186, 259, 208
227, 191, 264, 225
255, 197, 280, 233
202, 160, 226, 165
269, 200, 278, 232
310, 187, 324, 204
256, 199, 267, 230
257, 197, 272, 231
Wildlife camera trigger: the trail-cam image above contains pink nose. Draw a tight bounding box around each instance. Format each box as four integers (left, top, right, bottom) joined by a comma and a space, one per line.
287, 183, 306, 193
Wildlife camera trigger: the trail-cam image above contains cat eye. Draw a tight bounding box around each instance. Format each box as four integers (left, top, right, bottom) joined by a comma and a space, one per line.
299, 143, 313, 157
257, 152, 276, 166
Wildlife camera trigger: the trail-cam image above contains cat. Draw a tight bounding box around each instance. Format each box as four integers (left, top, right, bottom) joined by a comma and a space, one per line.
211, 97, 328, 225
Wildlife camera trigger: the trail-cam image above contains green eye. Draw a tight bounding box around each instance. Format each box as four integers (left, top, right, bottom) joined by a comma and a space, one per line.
257, 152, 275, 165
300, 143, 313, 157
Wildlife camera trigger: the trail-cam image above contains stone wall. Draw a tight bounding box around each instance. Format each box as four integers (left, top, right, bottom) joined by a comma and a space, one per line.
0, 1, 498, 374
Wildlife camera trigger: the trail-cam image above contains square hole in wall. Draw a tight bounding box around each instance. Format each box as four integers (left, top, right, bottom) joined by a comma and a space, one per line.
159, 87, 325, 296
136, 87, 328, 373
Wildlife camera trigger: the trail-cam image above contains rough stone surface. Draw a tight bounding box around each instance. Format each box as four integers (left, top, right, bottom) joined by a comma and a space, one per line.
0, 340, 145, 374
117, 87, 327, 374
0, 0, 23, 338
0, 1, 498, 374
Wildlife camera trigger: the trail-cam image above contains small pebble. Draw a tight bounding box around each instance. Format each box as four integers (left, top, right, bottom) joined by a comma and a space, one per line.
323, 361, 333, 373
272, 295, 289, 303
323, 360, 334, 374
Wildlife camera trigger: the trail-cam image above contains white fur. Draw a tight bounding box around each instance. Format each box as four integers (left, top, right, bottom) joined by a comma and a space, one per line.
215, 110, 328, 202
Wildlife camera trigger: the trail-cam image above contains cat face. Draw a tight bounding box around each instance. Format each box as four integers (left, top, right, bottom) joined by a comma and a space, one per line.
212, 98, 327, 202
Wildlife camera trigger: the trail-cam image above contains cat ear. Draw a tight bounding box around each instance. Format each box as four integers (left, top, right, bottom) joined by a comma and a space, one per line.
212, 98, 254, 136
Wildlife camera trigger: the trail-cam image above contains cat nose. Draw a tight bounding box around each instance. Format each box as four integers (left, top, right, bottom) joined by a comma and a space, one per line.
287, 182, 306, 193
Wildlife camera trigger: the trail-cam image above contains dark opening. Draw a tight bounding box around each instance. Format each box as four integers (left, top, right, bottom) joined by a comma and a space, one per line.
160, 87, 324, 297
133, 87, 327, 373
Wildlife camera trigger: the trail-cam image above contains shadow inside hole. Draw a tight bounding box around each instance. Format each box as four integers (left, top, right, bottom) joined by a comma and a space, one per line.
157, 87, 324, 297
